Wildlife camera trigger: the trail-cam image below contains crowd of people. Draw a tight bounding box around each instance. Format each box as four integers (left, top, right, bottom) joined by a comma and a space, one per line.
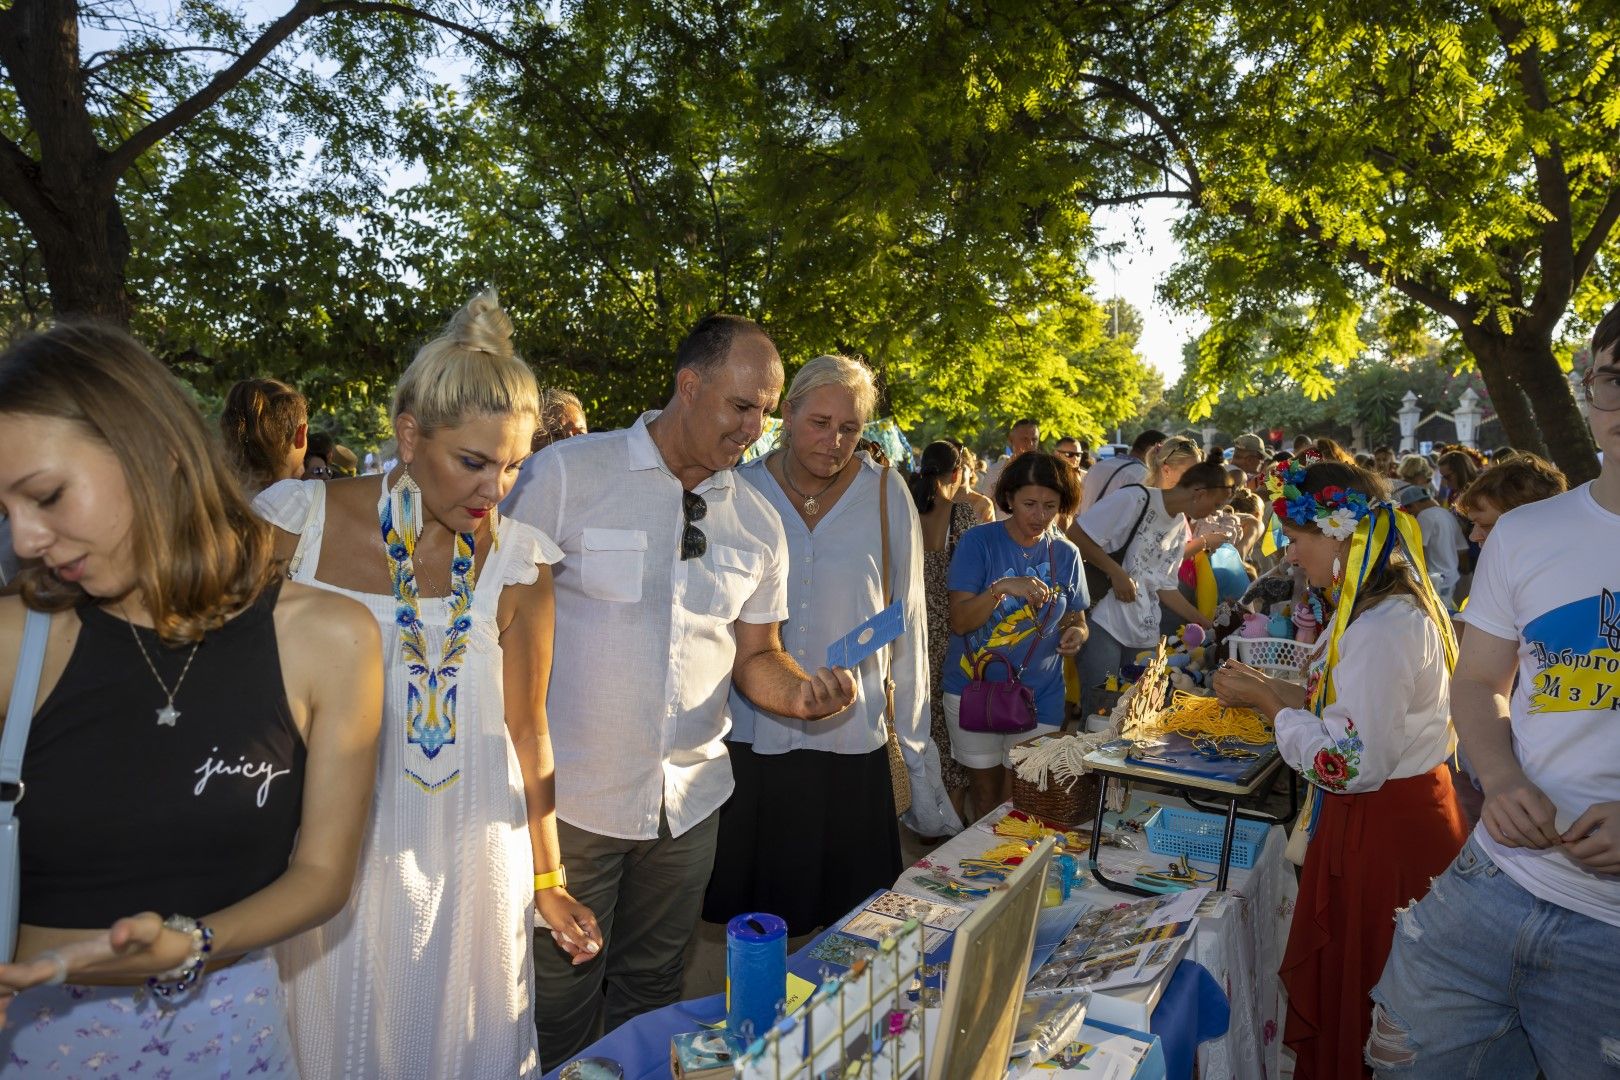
0, 292, 1614, 1080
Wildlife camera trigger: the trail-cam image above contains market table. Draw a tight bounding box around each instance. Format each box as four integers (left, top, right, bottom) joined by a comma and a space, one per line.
1079, 746, 1293, 893
895, 796, 1293, 1080
545, 794, 1292, 1080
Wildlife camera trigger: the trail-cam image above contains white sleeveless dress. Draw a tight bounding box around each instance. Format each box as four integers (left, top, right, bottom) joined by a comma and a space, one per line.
256, 478, 563, 1079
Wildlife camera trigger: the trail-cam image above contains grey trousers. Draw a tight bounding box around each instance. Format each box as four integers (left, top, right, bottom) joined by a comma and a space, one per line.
534, 809, 721, 1070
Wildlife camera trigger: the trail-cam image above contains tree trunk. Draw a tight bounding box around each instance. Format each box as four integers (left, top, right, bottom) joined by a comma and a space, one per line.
1463, 325, 1598, 482
1508, 337, 1600, 484
0, 0, 133, 325
27, 193, 132, 325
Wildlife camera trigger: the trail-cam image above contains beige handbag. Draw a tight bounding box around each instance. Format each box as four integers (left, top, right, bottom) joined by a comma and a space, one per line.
878, 466, 913, 817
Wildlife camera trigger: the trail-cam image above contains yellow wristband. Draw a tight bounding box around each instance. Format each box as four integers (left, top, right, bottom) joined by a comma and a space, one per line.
534, 867, 567, 892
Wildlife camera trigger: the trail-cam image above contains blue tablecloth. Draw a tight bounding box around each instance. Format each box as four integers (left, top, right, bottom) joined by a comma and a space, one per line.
544, 931, 1227, 1080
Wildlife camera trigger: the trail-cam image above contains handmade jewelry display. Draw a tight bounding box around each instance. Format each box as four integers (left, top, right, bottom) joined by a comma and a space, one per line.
735, 919, 926, 1080
380, 470, 478, 792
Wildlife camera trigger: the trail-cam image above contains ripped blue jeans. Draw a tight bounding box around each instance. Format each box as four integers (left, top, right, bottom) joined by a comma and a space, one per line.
1368, 834, 1620, 1079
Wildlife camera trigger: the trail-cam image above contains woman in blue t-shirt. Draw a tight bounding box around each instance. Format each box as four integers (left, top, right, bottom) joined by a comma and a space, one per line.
945, 451, 1089, 817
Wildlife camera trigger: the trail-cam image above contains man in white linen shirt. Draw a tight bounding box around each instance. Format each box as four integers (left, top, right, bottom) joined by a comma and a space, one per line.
505, 314, 857, 1068
1080, 428, 1165, 512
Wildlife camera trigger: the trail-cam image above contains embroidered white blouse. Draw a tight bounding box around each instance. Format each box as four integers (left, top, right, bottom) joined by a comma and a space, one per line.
1274, 594, 1453, 794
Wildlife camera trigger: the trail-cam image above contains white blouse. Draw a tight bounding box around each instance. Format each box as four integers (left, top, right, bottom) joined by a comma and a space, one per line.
1274, 594, 1453, 794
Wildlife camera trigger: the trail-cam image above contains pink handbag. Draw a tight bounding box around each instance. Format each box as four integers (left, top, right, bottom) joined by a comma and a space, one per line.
958, 593, 1054, 735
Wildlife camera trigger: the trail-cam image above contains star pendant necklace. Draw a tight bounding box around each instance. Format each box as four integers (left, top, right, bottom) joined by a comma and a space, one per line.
778, 451, 845, 517
124, 614, 200, 727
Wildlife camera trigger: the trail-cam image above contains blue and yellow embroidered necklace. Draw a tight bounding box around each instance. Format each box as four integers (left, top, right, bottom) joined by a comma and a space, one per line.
379, 478, 477, 792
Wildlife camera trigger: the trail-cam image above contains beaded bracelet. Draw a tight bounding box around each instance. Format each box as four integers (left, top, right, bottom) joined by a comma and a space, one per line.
146, 915, 213, 998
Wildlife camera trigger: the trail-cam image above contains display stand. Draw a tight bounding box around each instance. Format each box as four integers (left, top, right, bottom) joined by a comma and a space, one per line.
1081, 750, 1291, 894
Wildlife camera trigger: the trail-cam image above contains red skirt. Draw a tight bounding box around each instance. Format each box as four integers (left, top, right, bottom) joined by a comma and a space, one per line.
1281, 765, 1467, 1080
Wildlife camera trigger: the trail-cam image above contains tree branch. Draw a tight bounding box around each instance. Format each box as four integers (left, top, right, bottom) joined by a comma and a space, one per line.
1492, 7, 1574, 334
1572, 184, 1620, 286
0, 133, 48, 225
80, 44, 241, 78
102, 0, 327, 182
319, 1, 522, 63
1071, 71, 1203, 198
102, 0, 521, 183
1283, 208, 1474, 326
1087, 189, 1194, 206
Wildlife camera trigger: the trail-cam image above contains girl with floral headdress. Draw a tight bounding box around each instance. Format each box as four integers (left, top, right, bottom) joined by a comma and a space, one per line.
1213, 456, 1466, 1080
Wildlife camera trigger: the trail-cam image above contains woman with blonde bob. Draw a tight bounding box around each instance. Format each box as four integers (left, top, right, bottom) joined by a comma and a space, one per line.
258, 289, 599, 1078
704, 354, 958, 935
1147, 434, 1202, 488
0, 324, 382, 1075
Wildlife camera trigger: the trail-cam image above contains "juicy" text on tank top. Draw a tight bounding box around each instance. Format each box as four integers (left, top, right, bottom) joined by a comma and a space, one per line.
193, 748, 292, 808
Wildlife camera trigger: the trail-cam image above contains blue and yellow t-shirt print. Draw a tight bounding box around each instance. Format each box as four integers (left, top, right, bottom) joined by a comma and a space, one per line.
1526, 588, 1620, 714
958, 560, 1057, 678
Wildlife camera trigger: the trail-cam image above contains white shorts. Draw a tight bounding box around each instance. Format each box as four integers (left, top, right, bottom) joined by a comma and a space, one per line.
945, 692, 1059, 770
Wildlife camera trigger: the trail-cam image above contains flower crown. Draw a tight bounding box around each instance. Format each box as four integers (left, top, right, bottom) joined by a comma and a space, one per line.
1265, 450, 1374, 541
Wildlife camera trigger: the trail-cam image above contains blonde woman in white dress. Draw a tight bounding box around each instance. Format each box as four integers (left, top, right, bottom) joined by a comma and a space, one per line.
257, 290, 600, 1078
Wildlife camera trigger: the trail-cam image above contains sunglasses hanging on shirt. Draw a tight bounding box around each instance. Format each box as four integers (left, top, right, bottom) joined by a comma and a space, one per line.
681, 490, 708, 560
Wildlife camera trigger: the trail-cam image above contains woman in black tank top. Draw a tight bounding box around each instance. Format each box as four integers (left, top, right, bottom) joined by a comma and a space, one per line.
0, 324, 382, 1079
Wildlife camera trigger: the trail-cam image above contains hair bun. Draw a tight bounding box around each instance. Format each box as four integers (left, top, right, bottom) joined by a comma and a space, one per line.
447, 287, 515, 359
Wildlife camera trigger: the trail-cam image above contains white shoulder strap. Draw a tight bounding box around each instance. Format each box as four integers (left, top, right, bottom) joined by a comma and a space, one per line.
286, 482, 329, 582
1, 609, 51, 811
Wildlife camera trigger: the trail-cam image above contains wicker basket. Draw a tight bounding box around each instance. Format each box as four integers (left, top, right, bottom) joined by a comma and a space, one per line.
1010, 732, 1102, 830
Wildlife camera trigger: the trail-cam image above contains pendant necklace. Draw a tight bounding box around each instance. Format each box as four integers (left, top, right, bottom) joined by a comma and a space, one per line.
777, 452, 843, 517
125, 617, 201, 727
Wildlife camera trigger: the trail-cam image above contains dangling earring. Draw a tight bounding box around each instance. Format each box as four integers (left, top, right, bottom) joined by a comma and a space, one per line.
1331, 555, 1342, 583
487, 503, 502, 551
389, 466, 423, 553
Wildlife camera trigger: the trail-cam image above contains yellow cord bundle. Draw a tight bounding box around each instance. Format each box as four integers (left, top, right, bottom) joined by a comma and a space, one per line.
1137, 691, 1273, 745
993, 812, 1088, 850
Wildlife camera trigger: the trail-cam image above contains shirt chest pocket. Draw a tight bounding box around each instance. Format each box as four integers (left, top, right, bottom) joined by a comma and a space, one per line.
686, 544, 760, 620
581, 528, 648, 603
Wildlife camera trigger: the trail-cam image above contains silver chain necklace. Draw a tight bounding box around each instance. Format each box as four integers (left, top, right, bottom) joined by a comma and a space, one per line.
124, 616, 201, 727
776, 450, 845, 516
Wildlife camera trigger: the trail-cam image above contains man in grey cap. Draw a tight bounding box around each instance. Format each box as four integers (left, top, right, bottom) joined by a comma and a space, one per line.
1231, 433, 1268, 487
1396, 482, 1466, 604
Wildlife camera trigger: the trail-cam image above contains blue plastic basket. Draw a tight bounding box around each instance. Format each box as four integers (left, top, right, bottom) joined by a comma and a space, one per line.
1144, 806, 1270, 869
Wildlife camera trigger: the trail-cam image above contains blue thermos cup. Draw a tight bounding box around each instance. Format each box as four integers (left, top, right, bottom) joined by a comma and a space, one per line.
725, 913, 788, 1039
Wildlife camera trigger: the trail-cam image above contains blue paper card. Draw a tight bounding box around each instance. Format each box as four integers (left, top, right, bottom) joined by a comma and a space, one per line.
825, 600, 904, 669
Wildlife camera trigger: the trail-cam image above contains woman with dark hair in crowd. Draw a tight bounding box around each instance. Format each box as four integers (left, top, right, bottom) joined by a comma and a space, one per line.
1214, 458, 1464, 1079
944, 438, 996, 524
945, 452, 1088, 815
0, 323, 382, 1074
220, 377, 309, 493
909, 440, 976, 823
1437, 449, 1483, 508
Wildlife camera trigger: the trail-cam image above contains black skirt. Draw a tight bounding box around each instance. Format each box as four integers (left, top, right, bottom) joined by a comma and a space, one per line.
702, 741, 903, 936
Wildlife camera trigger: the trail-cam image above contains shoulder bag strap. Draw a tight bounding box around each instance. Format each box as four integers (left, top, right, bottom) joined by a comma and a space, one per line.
1123, 483, 1152, 542
1014, 537, 1057, 675
878, 467, 899, 722
1099, 457, 1139, 500
1, 609, 51, 811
